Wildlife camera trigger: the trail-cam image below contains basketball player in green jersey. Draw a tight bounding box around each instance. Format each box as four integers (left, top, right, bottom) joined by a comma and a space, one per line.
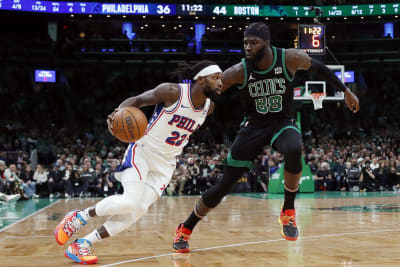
173, 22, 360, 252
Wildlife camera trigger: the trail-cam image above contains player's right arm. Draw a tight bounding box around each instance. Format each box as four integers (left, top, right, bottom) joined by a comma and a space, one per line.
220, 62, 245, 93
107, 83, 180, 134
118, 83, 180, 109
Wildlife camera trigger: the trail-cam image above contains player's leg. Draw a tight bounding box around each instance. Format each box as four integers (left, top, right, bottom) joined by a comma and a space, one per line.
64, 180, 159, 264
173, 127, 262, 252
55, 148, 149, 246
173, 165, 247, 252
272, 127, 302, 241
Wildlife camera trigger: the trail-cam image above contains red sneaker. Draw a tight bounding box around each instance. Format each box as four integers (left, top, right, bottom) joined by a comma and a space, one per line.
55, 211, 87, 245
278, 209, 298, 241
173, 224, 192, 253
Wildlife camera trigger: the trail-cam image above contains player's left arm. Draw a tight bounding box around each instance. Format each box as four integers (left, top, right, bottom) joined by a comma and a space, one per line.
285, 48, 360, 113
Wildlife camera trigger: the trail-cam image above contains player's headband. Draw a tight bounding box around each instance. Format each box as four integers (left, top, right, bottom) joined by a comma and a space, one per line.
193, 65, 222, 80
244, 22, 271, 41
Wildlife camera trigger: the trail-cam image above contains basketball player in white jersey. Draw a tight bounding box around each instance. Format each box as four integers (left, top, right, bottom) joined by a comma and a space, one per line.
54, 60, 223, 264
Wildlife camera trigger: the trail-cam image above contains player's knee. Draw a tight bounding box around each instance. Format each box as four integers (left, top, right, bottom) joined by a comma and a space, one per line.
283, 143, 302, 174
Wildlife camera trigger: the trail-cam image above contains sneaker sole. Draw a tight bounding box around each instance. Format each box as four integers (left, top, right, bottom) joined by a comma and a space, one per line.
278, 217, 298, 241
64, 251, 98, 265
173, 248, 191, 253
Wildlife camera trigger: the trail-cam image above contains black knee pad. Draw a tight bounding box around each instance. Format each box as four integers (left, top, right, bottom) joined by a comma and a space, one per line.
273, 129, 303, 174
283, 145, 302, 173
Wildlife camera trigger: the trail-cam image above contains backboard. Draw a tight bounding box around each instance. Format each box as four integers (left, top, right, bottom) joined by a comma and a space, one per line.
293, 65, 345, 109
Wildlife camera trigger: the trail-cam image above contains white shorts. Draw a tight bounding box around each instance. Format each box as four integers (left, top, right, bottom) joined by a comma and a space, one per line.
115, 141, 176, 197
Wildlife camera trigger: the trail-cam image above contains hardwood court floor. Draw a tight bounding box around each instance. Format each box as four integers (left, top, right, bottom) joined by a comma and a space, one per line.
1, 192, 400, 266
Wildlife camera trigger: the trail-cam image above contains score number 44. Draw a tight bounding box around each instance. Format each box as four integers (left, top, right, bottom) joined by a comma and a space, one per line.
213, 6, 227, 15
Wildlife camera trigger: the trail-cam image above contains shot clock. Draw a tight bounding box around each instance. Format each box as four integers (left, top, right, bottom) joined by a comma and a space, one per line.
298, 24, 325, 55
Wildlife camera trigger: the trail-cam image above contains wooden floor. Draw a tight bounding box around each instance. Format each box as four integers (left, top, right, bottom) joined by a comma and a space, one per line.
1, 192, 400, 266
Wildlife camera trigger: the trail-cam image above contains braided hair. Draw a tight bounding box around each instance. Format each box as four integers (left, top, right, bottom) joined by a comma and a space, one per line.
170, 60, 218, 82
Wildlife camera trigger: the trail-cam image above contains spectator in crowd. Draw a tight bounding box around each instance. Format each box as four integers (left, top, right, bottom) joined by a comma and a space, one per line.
167, 160, 188, 196
370, 158, 379, 171
33, 164, 48, 196
186, 158, 200, 195
314, 162, 336, 191
373, 160, 389, 190
359, 161, 379, 192
346, 159, 362, 191
0, 160, 9, 193
48, 162, 70, 198
249, 158, 268, 192
20, 164, 38, 199
4, 164, 23, 196
72, 163, 92, 197
0, 160, 20, 202
332, 157, 346, 191
96, 159, 118, 197
389, 160, 400, 191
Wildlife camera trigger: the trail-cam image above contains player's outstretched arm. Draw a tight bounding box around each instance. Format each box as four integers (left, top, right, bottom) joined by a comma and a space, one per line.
118, 83, 180, 109
285, 49, 360, 113
107, 83, 180, 134
221, 62, 245, 93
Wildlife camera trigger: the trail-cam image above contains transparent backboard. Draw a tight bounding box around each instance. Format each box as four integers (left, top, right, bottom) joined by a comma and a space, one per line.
293, 65, 345, 102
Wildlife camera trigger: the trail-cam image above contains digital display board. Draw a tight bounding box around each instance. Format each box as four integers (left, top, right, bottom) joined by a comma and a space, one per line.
298, 24, 325, 55
0, 1, 398, 17
35, 70, 56, 83
323, 4, 399, 17
335, 71, 355, 83
0, 1, 175, 15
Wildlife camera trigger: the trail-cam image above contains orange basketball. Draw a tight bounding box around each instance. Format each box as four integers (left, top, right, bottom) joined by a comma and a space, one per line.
111, 107, 148, 143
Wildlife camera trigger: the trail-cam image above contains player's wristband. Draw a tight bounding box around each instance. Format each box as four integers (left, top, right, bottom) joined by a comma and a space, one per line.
309, 59, 347, 92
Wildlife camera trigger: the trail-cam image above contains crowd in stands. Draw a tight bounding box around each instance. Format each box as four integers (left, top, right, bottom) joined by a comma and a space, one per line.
1, 111, 399, 202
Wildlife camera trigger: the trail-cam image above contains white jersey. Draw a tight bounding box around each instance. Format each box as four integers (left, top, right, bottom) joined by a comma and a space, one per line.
138, 83, 210, 158
116, 83, 210, 196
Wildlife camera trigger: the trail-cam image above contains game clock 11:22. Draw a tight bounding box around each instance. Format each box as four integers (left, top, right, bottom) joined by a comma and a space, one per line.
298, 24, 325, 55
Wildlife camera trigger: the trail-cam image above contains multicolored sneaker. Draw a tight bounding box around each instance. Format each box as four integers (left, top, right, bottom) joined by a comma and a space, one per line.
173, 224, 191, 253
65, 239, 98, 265
278, 209, 298, 241
55, 210, 87, 245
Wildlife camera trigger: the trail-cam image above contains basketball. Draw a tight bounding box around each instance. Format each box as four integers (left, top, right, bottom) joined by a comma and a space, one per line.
111, 107, 148, 143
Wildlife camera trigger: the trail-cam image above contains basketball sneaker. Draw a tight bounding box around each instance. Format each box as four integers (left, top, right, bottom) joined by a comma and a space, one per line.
55, 210, 87, 245
173, 224, 191, 253
65, 239, 98, 265
278, 209, 298, 241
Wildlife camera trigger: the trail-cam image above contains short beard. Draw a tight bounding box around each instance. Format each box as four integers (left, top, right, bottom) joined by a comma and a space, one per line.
248, 47, 266, 66
204, 86, 219, 102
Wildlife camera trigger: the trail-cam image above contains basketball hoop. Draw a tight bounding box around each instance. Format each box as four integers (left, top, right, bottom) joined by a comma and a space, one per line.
311, 93, 325, 110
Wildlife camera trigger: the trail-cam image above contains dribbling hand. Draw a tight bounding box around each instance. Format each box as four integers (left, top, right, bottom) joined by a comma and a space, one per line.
107, 108, 119, 135
344, 89, 360, 113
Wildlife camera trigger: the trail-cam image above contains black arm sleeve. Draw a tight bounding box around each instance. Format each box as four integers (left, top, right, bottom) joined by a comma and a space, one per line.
309, 58, 347, 92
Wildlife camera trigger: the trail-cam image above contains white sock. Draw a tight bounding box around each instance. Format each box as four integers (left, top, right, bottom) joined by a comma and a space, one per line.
84, 229, 102, 245
78, 208, 93, 222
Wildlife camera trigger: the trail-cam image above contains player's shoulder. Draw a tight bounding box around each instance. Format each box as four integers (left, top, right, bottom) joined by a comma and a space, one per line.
284, 48, 308, 60
152, 82, 181, 103
223, 61, 245, 80
157, 82, 180, 94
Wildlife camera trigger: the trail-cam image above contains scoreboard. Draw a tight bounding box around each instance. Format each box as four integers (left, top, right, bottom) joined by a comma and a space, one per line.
0, 1, 399, 17
298, 24, 325, 55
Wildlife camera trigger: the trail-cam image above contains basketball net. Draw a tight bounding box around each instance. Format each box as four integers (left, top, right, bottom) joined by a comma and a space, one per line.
311, 92, 325, 110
